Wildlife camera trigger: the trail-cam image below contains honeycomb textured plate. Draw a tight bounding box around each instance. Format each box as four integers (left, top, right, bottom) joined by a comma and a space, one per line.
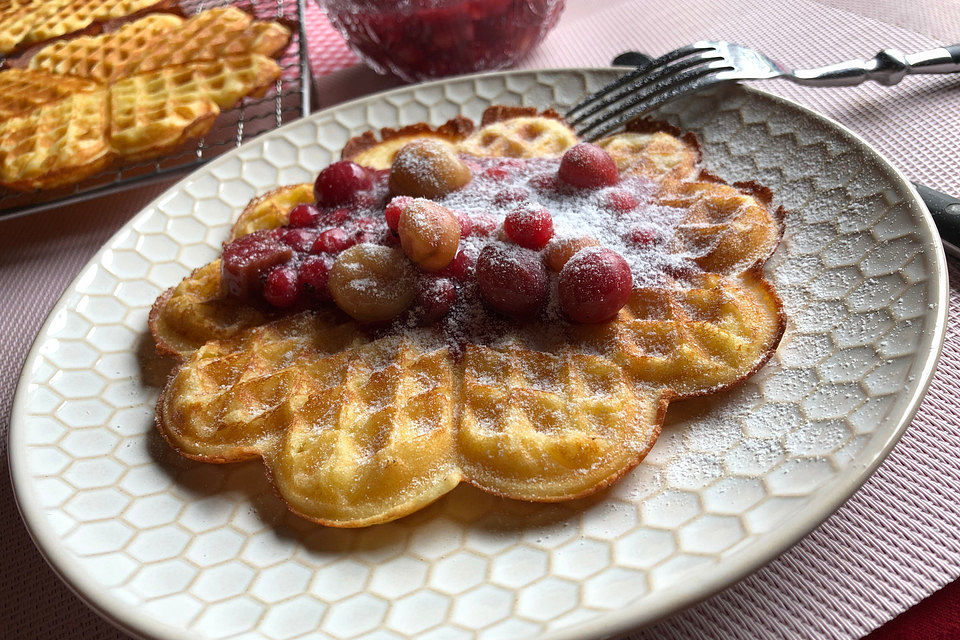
9, 69, 947, 640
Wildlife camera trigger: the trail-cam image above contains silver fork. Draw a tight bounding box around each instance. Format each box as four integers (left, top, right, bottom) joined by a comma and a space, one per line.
568, 40, 960, 140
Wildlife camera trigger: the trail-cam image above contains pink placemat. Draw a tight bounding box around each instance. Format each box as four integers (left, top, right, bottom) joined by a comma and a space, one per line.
1, 1, 958, 639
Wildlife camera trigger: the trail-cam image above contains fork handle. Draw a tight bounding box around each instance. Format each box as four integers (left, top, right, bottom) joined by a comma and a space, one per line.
790, 45, 960, 86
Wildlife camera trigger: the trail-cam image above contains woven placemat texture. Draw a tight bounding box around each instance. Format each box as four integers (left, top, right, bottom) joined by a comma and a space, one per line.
2, 1, 959, 638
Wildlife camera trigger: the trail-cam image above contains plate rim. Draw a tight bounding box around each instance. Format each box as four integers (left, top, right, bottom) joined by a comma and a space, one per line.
7, 66, 949, 640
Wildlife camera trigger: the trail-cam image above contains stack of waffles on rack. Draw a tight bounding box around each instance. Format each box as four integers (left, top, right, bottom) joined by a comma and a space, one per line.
0, 4, 291, 191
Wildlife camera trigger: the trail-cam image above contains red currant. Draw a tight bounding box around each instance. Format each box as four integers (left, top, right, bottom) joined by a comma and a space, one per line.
436, 248, 476, 282
384, 196, 412, 232
311, 228, 353, 254
416, 277, 457, 324
314, 161, 372, 206
288, 203, 321, 228
298, 255, 331, 302
604, 190, 639, 213
558, 143, 619, 189
470, 213, 498, 237
503, 206, 554, 250
263, 264, 300, 308
279, 228, 317, 253
221, 230, 294, 300
558, 247, 633, 323
530, 172, 559, 194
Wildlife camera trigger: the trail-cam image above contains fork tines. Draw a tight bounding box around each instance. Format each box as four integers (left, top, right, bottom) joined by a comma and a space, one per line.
570, 41, 732, 140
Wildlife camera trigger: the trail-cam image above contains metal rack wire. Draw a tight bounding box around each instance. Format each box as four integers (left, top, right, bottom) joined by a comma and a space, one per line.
0, 0, 312, 220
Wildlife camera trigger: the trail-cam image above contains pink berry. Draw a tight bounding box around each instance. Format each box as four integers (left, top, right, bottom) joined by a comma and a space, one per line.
298, 255, 331, 302
481, 166, 510, 181
436, 248, 476, 282
605, 190, 639, 212
288, 203, 321, 228
503, 206, 554, 250
263, 265, 300, 308
311, 228, 353, 254
279, 228, 317, 253
558, 143, 619, 189
493, 187, 528, 206
476, 245, 548, 318
384, 196, 412, 232
416, 277, 457, 324
470, 213, 498, 237
314, 161, 372, 206
558, 247, 632, 324
627, 226, 659, 247
530, 172, 560, 193
322, 208, 351, 226
221, 230, 293, 300
453, 210, 473, 237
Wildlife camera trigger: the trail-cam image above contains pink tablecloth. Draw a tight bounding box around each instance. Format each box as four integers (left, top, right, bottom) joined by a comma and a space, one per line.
2, 1, 960, 638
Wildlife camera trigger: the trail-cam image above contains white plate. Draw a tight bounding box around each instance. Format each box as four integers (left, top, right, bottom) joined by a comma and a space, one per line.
9, 69, 947, 640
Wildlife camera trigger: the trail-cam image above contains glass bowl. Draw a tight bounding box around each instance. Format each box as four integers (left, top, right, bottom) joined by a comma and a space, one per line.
322, 0, 565, 82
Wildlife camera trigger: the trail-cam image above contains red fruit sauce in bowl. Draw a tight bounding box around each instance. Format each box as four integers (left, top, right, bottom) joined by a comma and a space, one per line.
321, 0, 565, 81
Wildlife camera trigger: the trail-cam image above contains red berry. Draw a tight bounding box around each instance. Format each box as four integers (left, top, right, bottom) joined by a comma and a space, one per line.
558, 247, 633, 324
481, 166, 510, 181
355, 216, 377, 230
221, 230, 294, 300
279, 228, 317, 253
263, 265, 300, 308
384, 196, 412, 232
470, 213, 498, 237
353, 229, 380, 245
453, 210, 473, 237
503, 206, 554, 250
476, 245, 548, 318
314, 161, 373, 206
605, 190, 639, 212
288, 203, 321, 228
493, 187, 528, 206
627, 226, 659, 247
530, 172, 560, 193
298, 255, 331, 302
322, 208, 351, 226
436, 248, 476, 282
311, 228, 353, 254
416, 277, 457, 324
558, 143, 619, 189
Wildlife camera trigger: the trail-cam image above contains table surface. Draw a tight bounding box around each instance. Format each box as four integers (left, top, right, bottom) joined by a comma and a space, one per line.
2, 1, 960, 638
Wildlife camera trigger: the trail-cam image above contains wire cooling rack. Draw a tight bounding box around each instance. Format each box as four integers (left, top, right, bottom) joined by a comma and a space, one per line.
0, 0, 311, 219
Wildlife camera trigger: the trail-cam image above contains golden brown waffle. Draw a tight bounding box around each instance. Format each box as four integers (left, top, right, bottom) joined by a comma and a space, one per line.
27, 13, 185, 84
0, 68, 100, 119
0, 6, 288, 192
109, 66, 220, 160
29, 7, 291, 83
0, 90, 112, 191
0, 0, 172, 55
458, 107, 578, 158
151, 109, 786, 526
341, 117, 475, 170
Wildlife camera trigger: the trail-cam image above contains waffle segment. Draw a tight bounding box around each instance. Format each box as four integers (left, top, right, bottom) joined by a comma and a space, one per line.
151, 109, 787, 526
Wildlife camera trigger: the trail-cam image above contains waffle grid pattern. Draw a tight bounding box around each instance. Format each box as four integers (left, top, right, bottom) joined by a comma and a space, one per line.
0, 0, 308, 217
9, 72, 943, 640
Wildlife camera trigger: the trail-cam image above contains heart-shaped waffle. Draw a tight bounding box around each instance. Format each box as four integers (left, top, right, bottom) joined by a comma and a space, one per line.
151, 110, 785, 526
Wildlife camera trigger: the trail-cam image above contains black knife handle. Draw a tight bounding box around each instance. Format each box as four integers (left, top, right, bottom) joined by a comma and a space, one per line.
913, 182, 960, 253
